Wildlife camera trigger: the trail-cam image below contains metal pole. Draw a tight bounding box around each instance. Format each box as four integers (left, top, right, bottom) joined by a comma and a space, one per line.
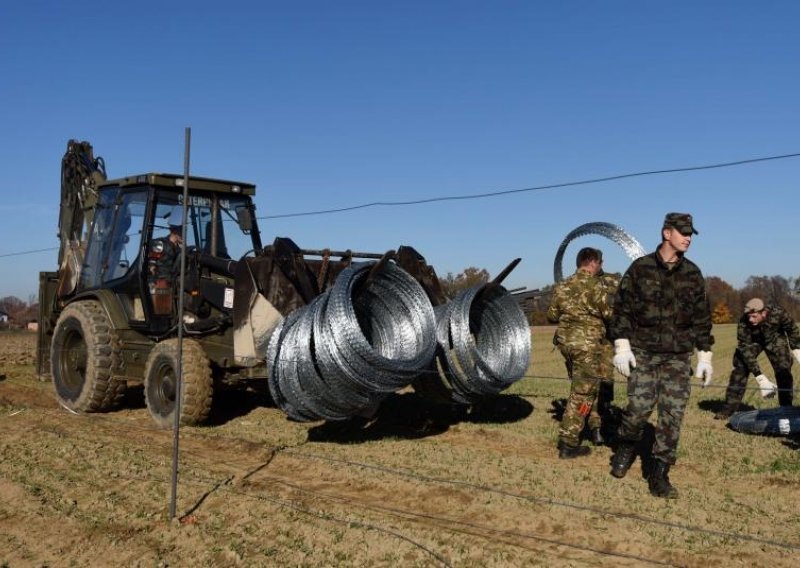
169, 127, 191, 519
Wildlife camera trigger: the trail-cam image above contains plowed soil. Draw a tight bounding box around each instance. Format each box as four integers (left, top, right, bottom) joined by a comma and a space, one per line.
1, 329, 799, 567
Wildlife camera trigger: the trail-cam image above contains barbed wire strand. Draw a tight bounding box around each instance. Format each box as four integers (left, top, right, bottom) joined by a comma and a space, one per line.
16, 350, 800, 400
4, 398, 799, 554
15, 343, 800, 396
4, 441, 453, 568
0, 413, 691, 566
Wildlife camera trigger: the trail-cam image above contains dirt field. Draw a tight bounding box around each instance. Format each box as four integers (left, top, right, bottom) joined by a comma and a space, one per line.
1, 327, 799, 567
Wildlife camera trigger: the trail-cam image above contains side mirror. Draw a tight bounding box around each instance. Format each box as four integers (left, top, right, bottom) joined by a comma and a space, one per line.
236, 207, 253, 232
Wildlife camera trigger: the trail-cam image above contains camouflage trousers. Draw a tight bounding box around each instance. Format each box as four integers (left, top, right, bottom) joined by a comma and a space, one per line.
725, 342, 794, 407
558, 343, 614, 446
616, 349, 692, 465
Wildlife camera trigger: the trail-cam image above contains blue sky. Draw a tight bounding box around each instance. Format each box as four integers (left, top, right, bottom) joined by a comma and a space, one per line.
2, 1, 799, 300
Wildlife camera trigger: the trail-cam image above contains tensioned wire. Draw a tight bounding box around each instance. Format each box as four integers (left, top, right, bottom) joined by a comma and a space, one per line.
23, 343, 800, 397
3, 150, 800, 257
6, 407, 799, 557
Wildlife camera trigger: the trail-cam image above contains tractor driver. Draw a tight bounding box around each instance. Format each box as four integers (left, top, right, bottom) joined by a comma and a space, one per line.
147, 205, 185, 314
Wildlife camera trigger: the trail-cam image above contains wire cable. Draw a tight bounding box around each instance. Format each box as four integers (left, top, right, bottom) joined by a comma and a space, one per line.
283, 449, 800, 552
7, 398, 800, 555
261, 152, 800, 219
4, 150, 798, 260
0, 247, 58, 258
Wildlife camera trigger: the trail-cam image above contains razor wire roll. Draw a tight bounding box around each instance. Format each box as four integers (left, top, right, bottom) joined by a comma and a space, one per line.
429, 284, 532, 404
267, 262, 437, 421
553, 222, 646, 282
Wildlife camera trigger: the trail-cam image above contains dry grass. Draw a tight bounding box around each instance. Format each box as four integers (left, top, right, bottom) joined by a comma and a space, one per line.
1, 327, 799, 567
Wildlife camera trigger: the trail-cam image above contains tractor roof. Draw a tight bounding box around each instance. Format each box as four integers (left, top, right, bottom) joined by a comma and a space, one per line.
100, 173, 256, 196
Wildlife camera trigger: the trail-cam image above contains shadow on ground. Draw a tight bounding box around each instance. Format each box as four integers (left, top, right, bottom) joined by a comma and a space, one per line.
307, 391, 533, 444
206, 384, 274, 426
119, 381, 275, 427
697, 399, 756, 415
119, 379, 535, 433
548, 398, 624, 447
782, 436, 800, 450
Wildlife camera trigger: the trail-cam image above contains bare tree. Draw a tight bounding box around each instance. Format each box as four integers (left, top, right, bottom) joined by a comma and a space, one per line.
440, 267, 490, 299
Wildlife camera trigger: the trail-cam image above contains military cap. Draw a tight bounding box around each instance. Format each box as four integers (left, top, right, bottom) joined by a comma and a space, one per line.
663, 212, 698, 235
744, 298, 765, 314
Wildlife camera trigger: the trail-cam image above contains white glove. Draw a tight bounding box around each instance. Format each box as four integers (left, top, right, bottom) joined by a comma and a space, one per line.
754, 374, 777, 399
613, 339, 636, 377
793, 349, 800, 366
695, 350, 713, 386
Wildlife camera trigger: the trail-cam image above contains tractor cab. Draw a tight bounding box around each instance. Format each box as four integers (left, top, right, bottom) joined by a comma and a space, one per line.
77, 174, 261, 334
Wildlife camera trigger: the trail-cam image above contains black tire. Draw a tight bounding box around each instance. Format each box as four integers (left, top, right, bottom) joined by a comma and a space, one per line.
51, 300, 126, 412
143, 338, 213, 428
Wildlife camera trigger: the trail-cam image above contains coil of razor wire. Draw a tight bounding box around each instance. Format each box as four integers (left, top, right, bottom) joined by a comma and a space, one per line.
554, 222, 646, 282
427, 284, 531, 404
268, 261, 437, 421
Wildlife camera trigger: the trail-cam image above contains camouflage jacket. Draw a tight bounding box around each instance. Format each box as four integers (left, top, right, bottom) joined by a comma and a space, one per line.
598, 271, 621, 308
609, 246, 714, 354
147, 237, 181, 283
736, 305, 800, 376
547, 269, 612, 348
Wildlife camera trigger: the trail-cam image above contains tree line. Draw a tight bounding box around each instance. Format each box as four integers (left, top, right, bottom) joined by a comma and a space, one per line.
2, 272, 797, 331
521, 274, 800, 326
706, 274, 800, 323
0, 295, 38, 329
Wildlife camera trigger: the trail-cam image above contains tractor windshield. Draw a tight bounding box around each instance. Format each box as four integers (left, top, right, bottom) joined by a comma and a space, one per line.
152, 192, 257, 260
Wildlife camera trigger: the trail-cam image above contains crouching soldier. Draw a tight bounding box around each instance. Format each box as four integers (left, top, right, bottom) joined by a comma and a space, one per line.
715, 297, 800, 419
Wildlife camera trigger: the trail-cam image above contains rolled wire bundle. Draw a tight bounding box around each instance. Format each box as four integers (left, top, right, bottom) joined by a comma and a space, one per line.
267, 261, 437, 421
431, 284, 531, 403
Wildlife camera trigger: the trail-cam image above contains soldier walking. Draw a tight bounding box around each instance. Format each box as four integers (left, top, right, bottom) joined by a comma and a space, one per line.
547, 247, 613, 459
714, 297, 800, 419
608, 213, 714, 498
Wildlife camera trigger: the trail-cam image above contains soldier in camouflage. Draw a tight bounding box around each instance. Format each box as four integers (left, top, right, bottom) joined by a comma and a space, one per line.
608, 212, 714, 498
147, 205, 184, 314
714, 297, 800, 419
547, 247, 613, 459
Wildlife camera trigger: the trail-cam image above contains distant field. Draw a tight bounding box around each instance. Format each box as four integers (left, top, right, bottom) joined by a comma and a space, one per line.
1, 326, 798, 567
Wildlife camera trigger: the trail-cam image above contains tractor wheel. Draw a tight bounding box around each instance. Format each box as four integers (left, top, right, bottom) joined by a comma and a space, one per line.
51, 300, 126, 412
143, 338, 213, 429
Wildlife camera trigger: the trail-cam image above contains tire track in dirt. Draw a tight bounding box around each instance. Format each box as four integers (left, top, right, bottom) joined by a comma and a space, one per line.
2, 404, 674, 566
2, 365, 797, 567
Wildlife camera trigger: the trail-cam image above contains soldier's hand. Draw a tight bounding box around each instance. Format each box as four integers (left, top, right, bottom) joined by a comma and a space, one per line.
793, 349, 800, 366
754, 374, 777, 399
613, 339, 636, 377
695, 350, 713, 386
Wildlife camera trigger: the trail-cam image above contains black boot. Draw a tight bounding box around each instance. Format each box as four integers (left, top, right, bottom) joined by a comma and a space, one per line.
648, 460, 678, 499
558, 442, 591, 459
591, 428, 605, 446
714, 403, 738, 420
610, 442, 636, 478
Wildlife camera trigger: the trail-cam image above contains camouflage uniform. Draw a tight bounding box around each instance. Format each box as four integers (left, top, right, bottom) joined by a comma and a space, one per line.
724, 305, 800, 407
147, 237, 182, 314
609, 246, 713, 465
147, 237, 181, 285
548, 269, 613, 447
